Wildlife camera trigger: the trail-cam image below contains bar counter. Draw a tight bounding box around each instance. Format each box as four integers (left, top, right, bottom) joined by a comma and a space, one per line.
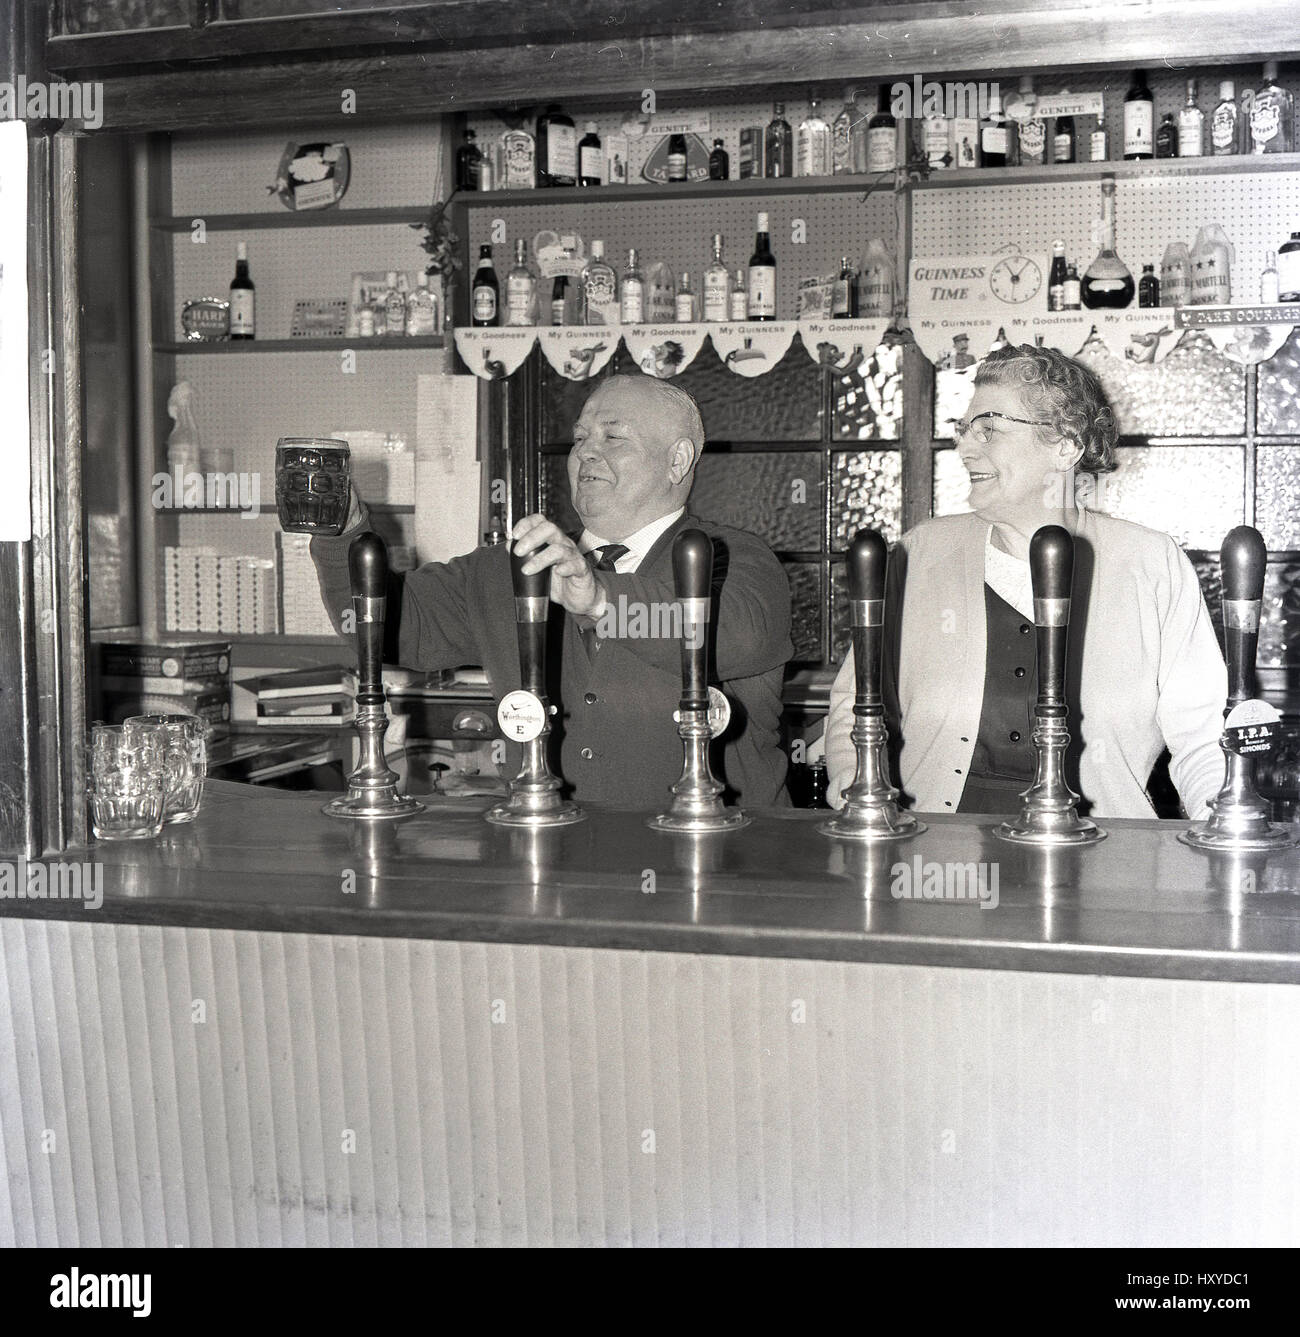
4, 780, 1300, 1246
3, 780, 1299, 983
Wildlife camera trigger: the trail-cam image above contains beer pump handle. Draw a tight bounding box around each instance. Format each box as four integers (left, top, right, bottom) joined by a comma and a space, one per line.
1220, 525, 1266, 709
509, 549, 549, 698
348, 532, 389, 707
1029, 525, 1074, 710
674, 530, 713, 710
846, 529, 887, 713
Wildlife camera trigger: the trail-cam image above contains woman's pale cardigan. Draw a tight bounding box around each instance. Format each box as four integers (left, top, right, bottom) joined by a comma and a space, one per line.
826, 509, 1228, 819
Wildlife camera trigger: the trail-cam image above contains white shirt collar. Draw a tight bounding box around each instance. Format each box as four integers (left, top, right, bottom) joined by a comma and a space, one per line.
579, 507, 685, 573
984, 525, 1035, 621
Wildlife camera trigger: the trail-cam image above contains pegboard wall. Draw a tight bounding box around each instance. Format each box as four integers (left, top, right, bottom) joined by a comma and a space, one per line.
909, 64, 1300, 304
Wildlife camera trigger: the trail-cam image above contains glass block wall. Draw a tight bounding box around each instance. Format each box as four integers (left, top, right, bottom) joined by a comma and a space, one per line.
536, 337, 903, 667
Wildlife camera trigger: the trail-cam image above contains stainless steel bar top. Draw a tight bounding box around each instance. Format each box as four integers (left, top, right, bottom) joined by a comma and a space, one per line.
3, 781, 1299, 983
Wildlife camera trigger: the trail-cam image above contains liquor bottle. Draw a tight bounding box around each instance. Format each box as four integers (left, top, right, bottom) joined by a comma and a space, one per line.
1013, 75, 1046, 166
578, 122, 603, 186
1155, 114, 1178, 158
831, 88, 855, 174
1062, 264, 1081, 310
1249, 61, 1294, 154
1160, 241, 1191, 308
505, 239, 537, 326
765, 102, 793, 178
797, 93, 832, 177
858, 238, 894, 316
550, 276, 569, 325
1261, 249, 1280, 303
703, 234, 730, 322
739, 128, 763, 178
747, 212, 777, 320
951, 112, 978, 170
729, 268, 748, 321
1178, 79, 1204, 157
832, 257, 858, 317
500, 128, 535, 189
229, 242, 254, 339
1048, 240, 1067, 311
1211, 81, 1239, 156
979, 86, 1008, 167
867, 85, 898, 173
1123, 70, 1155, 159
1081, 178, 1134, 308
675, 271, 697, 322
1138, 264, 1160, 307
1277, 233, 1300, 301
708, 138, 730, 180
455, 128, 482, 191
471, 244, 499, 326
667, 132, 689, 182
620, 249, 645, 324
924, 111, 951, 170
582, 240, 618, 325
1089, 108, 1109, 162
405, 272, 439, 335
382, 270, 407, 335
1053, 113, 1076, 164
536, 103, 576, 187
478, 152, 494, 192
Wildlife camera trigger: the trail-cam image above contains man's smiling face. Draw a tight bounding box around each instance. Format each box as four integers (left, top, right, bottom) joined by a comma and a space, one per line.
568, 379, 691, 540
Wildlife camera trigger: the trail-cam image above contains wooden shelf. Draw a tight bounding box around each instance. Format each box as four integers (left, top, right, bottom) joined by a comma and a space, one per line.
910, 152, 1300, 190
158, 337, 445, 353
150, 207, 428, 232
453, 175, 894, 206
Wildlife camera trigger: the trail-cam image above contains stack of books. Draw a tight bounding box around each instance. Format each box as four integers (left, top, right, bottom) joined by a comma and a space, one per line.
244, 665, 350, 727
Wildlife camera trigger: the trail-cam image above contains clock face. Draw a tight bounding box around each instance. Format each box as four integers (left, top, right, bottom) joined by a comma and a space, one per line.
990, 257, 1043, 304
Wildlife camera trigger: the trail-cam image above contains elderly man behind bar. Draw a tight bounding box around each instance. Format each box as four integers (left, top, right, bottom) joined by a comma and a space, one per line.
310, 375, 792, 808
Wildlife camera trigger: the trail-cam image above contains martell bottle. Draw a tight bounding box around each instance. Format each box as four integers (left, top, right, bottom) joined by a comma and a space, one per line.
747, 212, 777, 320
578, 122, 603, 186
1081, 177, 1135, 309
1178, 79, 1205, 157
667, 132, 689, 182
229, 242, 254, 339
1138, 264, 1160, 307
708, 138, 730, 180
536, 104, 577, 187
505, 239, 537, 326
1123, 69, 1155, 159
1048, 240, 1068, 311
471, 244, 499, 326
1211, 81, 1239, 156
765, 102, 793, 178
1249, 61, 1294, 154
866, 85, 898, 173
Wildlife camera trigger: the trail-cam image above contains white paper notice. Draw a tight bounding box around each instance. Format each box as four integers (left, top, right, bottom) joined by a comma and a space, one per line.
0, 122, 31, 541
415, 374, 479, 564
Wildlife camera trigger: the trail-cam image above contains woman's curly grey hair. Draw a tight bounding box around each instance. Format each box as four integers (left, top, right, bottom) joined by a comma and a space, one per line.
974, 344, 1119, 475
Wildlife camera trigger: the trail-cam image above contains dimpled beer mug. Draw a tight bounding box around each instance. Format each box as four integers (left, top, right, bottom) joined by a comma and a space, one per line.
124, 713, 209, 824
87, 724, 166, 840
275, 437, 351, 535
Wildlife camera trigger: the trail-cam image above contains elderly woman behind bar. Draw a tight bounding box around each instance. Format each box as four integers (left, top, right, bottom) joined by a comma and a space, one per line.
825, 344, 1228, 820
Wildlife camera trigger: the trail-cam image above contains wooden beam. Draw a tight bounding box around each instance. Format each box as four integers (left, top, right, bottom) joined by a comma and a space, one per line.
73, 0, 1300, 132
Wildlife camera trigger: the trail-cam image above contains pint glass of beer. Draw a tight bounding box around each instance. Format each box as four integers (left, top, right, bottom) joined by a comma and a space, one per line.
274, 437, 351, 534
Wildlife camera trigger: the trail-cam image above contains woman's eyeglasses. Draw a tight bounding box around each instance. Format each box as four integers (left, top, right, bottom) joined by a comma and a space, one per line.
951, 410, 1053, 445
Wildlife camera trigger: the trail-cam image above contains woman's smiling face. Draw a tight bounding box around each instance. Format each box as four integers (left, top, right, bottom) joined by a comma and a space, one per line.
957, 382, 1069, 523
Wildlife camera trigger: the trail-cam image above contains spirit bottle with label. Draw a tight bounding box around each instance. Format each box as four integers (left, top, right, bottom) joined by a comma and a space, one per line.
667, 133, 688, 182
1013, 75, 1046, 166
765, 102, 793, 177
832, 87, 857, 174
1261, 250, 1280, 304
1081, 178, 1135, 309
455, 129, 482, 191
382, 270, 407, 335
867, 85, 897, 173
797, 93, 832, 176
578, 123, 602, 186
1249, 61, 1294, 154
505, 240, 537, 326
675, 272, 698, 322
1138, 264, 1160, 307
1048, 241, 1067, 311
708, 138, 730, 180
1123, 70, 1154, 159
1089, 108, 1109, 162
619, 249, 645, 324
730, 268, 748, 321
747, 212, 777, 320
703, 235, 730, 322
229, 242, 255, 339
1178, 79, 1205, 157
833, 257, 857, 317
1211, 81, 1239, 156
581, 240, 618, 325
405, 272, 439, 335
536, 104, 577, 187
1053, 113, 1076, 164
1155, 113, 1178, 158
978, 87, 1008, 167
